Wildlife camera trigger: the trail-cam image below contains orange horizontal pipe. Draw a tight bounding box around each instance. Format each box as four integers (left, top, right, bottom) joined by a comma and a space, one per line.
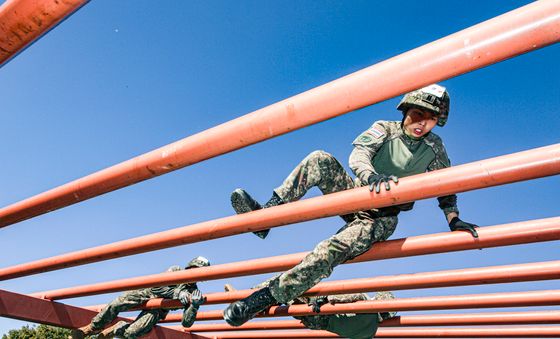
179, 311, 560, 330
32, 217, 560, 300
188, 320, 304, 332
88, 259, 560, 313
6, 143, 560, 281
197, 327, 560, 338
0, 0, 89, 67
181, 329, 337, 338
1, 0, 558, 228
164, 290, 560, 322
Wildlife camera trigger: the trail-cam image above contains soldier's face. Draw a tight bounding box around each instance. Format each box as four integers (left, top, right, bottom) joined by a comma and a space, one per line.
403, 108, 438, 138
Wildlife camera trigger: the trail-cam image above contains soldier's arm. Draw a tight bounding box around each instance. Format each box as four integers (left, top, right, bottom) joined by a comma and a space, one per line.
426, 136, 459, 218
180, 288, 206, 328
181, 302, 199, 328
327, 293, 369, 304
349, 121, 389, 185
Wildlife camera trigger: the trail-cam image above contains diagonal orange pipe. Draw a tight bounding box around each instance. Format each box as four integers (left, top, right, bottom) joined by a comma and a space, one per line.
85, 259, 560, 312
0, 0, 558, 228
188, 326, 560, 338
31, 217, 560, 300
0, 289, 188, 339
5, 143, 560, 281
0, 0, 90, 67
174, 311, 560, 329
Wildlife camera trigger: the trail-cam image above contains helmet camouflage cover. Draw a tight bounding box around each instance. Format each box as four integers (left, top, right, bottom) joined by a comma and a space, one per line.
397, 84, 450, 127
186, 256, 211, 269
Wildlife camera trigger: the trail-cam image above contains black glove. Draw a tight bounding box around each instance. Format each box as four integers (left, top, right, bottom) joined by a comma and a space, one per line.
190, 289, 206, 307
368, 174, 398, 193
449, 217, 479, 238
308, 296, 329, 313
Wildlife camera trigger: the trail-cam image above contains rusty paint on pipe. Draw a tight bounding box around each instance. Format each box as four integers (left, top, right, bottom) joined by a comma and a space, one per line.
4, 143, 560, 281
32, 217, 560, 300
0, 0, 558, 228
0, 0, 90, 67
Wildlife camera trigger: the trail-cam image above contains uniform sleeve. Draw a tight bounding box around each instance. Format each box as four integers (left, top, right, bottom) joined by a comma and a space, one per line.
326, 293, 369, 304
172, 283, 189, 299
181, 299, 200, 328
179, 286, 202, 328
426, 136, 460, 217
349, 121, 389, 185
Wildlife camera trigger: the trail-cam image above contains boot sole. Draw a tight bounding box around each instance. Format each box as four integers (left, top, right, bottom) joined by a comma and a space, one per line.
231, 189, 269, 239
231, 189, 258, 214
223, 303, 250, 327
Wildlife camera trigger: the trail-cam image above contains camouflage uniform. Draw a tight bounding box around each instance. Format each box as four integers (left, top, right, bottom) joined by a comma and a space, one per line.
297, 292, 396, 339
90, 265, 201, 338
268, 120, 458, 303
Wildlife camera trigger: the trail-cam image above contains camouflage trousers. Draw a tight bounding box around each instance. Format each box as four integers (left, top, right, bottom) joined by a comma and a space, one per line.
91, 289, 169, 339
269, 150, 398, 304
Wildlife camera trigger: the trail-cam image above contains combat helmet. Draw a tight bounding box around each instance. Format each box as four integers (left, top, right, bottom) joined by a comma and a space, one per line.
397, 84, 450, 127
186, 256, 211, 269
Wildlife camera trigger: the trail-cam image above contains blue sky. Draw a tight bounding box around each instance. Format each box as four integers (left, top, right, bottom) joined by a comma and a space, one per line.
0, 0, 558, 334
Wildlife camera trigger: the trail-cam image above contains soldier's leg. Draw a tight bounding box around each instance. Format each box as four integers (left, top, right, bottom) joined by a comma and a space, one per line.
273, 150, 355, 202
223, 215, 397, 326
269, 215, 398, 303
233, 150, 355, 239
90, 290, 152, 331
118, 310, 166, 339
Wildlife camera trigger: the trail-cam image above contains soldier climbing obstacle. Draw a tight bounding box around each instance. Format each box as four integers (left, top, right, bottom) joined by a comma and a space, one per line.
225, 283, 397, 339
223, 84, 478, 326
71, 256, 210, 339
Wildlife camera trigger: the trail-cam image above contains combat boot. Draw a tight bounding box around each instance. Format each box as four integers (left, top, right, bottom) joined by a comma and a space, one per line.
223, 287, 277, 326
231, 189, 283, 239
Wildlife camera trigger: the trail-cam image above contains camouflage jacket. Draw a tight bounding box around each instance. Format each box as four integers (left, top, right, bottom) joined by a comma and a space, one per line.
349, 120, 459, 216
147, 265, 201, 328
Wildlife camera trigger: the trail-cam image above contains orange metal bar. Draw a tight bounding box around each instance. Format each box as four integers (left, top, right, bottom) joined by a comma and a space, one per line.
194, 327, 560, 338
5, 144, 560, 281
87, 259, 560, 312
187, 320, 304, 331
0, 0, 558, 228
0, 289, 189, 339
181, 311, 560, 330
182, 330, 337, 339
0, 0, 89, 67
31, 217, 560, 300
262, 290, 560, 316
161, 290, 560, 322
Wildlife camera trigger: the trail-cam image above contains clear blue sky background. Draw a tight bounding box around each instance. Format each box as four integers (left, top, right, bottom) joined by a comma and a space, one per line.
0, 0, 558, 335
